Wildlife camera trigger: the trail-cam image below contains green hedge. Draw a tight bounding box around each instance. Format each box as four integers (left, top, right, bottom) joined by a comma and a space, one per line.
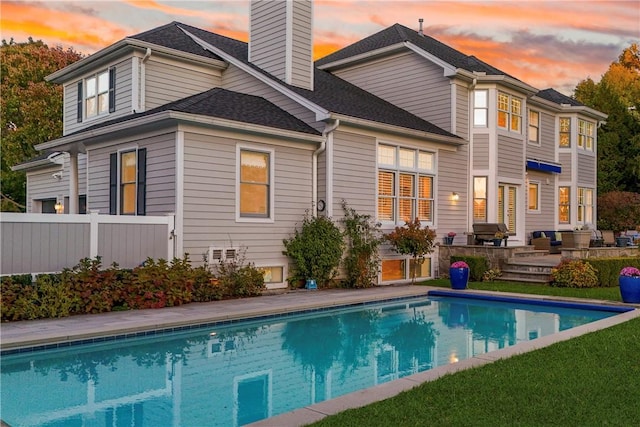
450, 255, 488, 282
586, 257, 640, 287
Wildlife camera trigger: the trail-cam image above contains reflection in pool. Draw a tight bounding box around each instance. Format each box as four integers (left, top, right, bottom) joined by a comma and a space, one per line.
0, 295, 622, 426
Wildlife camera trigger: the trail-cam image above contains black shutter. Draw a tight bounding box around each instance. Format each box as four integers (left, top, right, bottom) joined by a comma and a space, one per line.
108, 67, 116, 113
77, 81, 83, 123
109, 153, 117, 215
137, 148, 146, 216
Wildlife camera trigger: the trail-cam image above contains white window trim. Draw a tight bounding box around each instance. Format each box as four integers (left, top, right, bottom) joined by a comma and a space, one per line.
497, 91, 522, 134
577, 119, 595, 152
577, 187, 594, 224
527, 180, 541, 213
558, 117, 572, 149
379, 256, 433, 284
236, 144, 275, 223
528, 109, 540, 146
83, 69, 110, 123
256, 264, 286, 285
116, 146, 139, 216
376, 143, 436, 226
473, 89, 489, 128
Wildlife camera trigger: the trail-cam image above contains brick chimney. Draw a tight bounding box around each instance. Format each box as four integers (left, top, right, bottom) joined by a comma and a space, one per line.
249, 0, 313, 90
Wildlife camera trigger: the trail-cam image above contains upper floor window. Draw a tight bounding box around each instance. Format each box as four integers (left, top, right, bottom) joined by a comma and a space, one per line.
238, 147, 273, 221
473, 90, 488, 127
528, 110, 540, 144
377, 144, 435, 224
578, 119, 594, 151
77, 68, 115, 123
559, 117, 571, 147
498, 92, 522, 133
473, 176, 487, 222
109, 148, 146, 215
558, 186, 570, 223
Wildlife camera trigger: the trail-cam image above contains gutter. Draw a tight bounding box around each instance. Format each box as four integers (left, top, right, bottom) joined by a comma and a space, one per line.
313, 119, 339, 217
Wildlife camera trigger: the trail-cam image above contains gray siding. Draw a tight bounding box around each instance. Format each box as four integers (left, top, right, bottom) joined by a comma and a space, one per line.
527, 110, 556, 161
524, 170, 556, 237
87, 131, 176, 215
63, 58, 133, 136
559, 152, 572, 180
249, 0, 287, 81
472, 134, 490, 169
437, 145, 469, 239
577, 152, 596, 186
454, 82, 469, 140
497, 134, 524, 179
144, 58, 221, 109
333, 52, 452, 132
331, 130, 377, 218
25, 154, 88, 213
181, 130, 314, 267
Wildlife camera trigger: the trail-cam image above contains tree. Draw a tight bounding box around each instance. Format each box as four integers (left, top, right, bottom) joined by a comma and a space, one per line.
0, 38, 82, 211
574, 43, 640, 193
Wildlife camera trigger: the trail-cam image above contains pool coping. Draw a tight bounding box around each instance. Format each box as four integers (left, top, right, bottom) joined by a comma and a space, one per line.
1, 285, 638, 426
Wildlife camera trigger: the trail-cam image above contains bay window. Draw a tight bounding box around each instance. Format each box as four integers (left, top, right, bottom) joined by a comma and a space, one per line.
578, 119, 594, 151
559, 117, 571, 147
473, 176, 487, 222
473, 90, 488, 127
578, 188, 593, 223
559, 186, 570, 223
498, 92, 522, 133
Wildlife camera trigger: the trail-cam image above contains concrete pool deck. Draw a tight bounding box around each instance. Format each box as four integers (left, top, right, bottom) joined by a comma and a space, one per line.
1, 285, 639, 426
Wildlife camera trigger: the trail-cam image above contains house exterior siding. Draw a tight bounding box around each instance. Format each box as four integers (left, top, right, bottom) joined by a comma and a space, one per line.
63, 57, 133, 136
332, 52, 452, 132
181, 129, 315, 271
577, 152, 596, 185
525, 170, 555, 235
497, 134, 525, 180
472, 134, 490, 170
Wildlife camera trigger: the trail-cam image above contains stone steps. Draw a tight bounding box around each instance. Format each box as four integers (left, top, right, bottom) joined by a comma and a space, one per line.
497, 252, 561, 284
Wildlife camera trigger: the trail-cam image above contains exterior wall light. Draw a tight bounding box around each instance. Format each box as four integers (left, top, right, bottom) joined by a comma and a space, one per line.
452, 192, 459, 201
54, 201, 64, 214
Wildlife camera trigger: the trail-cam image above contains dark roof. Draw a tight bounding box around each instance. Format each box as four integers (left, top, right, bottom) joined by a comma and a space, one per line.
536, 88, 585, 107
66, 88, 321, 137
316, 23, 516, 79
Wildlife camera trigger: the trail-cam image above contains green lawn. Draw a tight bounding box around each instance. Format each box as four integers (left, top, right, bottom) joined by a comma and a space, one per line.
312, 281, 639, 427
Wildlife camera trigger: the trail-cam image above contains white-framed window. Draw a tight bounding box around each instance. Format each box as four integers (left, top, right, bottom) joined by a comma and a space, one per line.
110, 148, 146, 216
559, 117, 571, 147
258, 266, 284, 284
559, 186, 570, 224
498, 92, 522, 133
237, 146, 274, 222
578, 119, 594, 151
528, 181, 540, 212
381, 257, 432, 282
473, 90, 488, 127
473, 176, 487, 222
528, 110, 540, 144
78, 68, 115, 123
577, 187, 594, 223
377, 144, 435, 224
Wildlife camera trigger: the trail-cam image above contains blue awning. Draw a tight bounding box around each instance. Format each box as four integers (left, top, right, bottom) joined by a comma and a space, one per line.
526, 159, 561, 174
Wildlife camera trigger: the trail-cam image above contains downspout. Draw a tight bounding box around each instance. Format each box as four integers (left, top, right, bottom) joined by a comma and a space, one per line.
466, 78, 477, 234
140, 48, 151, 111
313, 119, 339, 217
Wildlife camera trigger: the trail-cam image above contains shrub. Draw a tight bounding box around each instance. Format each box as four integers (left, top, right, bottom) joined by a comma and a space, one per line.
191, 256, 219, 302
482, 268, 503, 282
586, 257, 640, 287
214, 247, 265, 298
385, 218, 436, 283
450, 255, 488, 282
341, 200, 383, 288
124, 257, 195, 309
550, 259, 599, 288
62, 257, 123, 314
283, 212, 345, 287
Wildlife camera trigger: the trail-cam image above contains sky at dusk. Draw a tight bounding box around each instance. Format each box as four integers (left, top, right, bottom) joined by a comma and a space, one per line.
2, 0, 638, 95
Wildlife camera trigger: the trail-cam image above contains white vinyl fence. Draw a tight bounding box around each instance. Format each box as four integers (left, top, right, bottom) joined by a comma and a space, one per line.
1, 212, 175, 276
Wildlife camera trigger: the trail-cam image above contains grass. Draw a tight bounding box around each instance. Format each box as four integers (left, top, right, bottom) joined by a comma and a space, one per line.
311, 281, 639, 427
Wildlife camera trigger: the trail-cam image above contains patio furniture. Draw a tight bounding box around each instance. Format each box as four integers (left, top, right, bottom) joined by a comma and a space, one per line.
531, 231, 563, 254
472, 223, 509, 245
590, 230, 604, 247
601, 230, 615, 247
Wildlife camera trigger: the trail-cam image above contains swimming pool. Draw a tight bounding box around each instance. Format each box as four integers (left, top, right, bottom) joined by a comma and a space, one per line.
0, 292, 631, 427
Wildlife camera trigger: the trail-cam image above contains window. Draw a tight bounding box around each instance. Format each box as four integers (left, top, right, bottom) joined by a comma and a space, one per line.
258, 266, 284, 284
79, 68, 115, 122
577, 188, 593, 223
559, 186, 570, 223
578, 119, 594, 151
381, 258, 431, 282
528, 181, 540, 211
377, 145, 435, 224
528, 110, 540, 144
109, 148, 146, 215
559, 117, 571, 147
473, 176, 487, 222
239, 148, 272, 220
473, 90, 488, 127
497, 92, 522, 133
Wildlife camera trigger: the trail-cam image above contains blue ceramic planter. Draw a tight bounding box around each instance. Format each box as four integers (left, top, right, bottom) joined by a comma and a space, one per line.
619, 276, 640, 303
449, 267, 469, 290
305, 279, 317, 290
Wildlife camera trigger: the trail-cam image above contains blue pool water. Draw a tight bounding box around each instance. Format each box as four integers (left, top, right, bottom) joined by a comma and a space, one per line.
0, 293, 628, 427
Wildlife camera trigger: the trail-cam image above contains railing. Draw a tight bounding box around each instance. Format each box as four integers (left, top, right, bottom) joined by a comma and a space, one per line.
1, 212, 175, 276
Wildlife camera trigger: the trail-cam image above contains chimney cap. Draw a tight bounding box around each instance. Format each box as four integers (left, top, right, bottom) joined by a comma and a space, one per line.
418, 18, 424, 36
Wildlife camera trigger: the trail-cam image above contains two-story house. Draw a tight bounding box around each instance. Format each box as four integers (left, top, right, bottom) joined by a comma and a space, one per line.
14, 0, 606, 288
